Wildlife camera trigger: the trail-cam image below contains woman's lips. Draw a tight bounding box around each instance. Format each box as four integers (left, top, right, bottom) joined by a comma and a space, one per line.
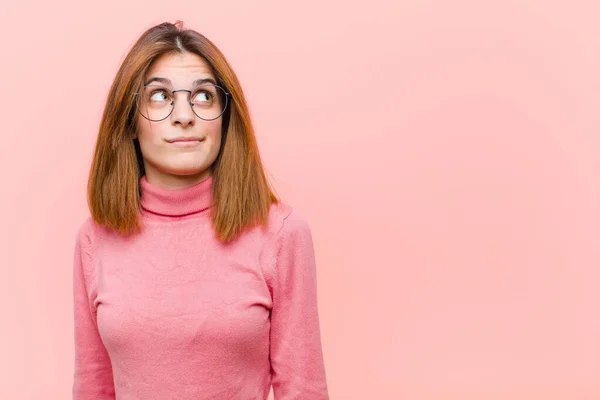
166, 137, 204, 147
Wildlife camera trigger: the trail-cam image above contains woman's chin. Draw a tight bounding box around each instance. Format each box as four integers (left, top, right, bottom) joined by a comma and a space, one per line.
165, 167, 211, 178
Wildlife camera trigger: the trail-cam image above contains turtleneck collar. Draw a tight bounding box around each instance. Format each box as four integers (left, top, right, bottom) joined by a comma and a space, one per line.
139, 175, 213, 217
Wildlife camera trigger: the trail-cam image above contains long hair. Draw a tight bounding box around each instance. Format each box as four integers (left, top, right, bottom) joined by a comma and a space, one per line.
88, 21, 278, 243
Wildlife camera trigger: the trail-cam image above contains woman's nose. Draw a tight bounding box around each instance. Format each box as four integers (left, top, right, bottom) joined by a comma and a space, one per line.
170, 91, 195, 126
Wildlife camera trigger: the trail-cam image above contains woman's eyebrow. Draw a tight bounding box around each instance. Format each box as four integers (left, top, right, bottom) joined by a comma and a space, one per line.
144, 76, 218, 86
192, 78, 217, 86
144, 77, 170, 86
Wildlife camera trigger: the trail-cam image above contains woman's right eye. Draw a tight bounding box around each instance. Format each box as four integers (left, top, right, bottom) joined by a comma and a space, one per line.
150, 91, 169, 102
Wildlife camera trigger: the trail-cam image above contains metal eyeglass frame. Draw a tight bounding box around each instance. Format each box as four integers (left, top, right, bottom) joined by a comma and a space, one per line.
135, 84, 231, 122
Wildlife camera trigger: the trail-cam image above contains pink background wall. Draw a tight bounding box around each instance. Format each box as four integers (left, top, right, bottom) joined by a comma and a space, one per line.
2, 0, 600, 398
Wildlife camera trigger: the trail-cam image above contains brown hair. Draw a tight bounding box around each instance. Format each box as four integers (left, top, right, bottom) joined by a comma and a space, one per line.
88, 21, 278, 243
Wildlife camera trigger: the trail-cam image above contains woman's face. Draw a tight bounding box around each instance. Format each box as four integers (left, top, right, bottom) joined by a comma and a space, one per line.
135, 51, 223, 189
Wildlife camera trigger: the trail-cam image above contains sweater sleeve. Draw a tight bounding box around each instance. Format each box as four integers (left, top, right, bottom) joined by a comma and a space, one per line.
269, 210, 329, 399
72, 226, 116, 399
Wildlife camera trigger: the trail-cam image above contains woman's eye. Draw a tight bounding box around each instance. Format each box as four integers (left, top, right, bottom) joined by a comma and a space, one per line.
194, 91, 212, 103
150, 91, 169, 102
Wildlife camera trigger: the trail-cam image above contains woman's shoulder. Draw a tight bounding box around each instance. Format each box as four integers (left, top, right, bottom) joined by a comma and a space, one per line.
267, 201, 312, 238
74, 215, 110, 248
75, 216, 94, 241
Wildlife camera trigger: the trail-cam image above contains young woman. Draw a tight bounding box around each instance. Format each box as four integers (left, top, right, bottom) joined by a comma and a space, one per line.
72, 21, 329, 399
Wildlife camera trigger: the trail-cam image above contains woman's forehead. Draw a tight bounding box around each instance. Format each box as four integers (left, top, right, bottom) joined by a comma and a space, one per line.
146, 52, 215, 84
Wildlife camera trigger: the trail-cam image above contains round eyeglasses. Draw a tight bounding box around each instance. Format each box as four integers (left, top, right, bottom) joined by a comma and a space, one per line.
136, 83, 231, 122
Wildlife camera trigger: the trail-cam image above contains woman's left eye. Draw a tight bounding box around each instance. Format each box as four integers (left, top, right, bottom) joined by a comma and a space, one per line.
194, 91, 211, 102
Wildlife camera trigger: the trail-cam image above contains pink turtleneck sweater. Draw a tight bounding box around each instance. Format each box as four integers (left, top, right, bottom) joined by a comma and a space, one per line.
72, 175, 329, 399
